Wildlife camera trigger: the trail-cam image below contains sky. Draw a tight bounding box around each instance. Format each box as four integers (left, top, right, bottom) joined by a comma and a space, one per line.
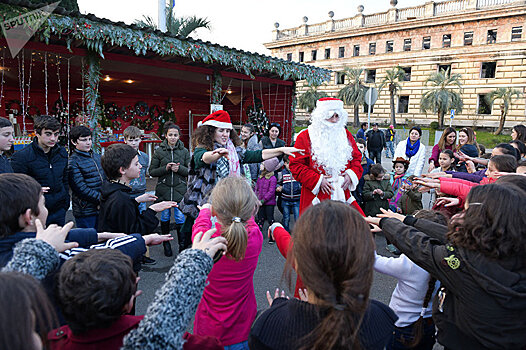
77, 0, 425, 55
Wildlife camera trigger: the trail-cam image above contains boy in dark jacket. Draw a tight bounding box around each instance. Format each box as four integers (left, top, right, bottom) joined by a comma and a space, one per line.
149, 122, 190, 256
352, 138, 375, 208
11, 115, 69, 225
277, 155, 301, 232
362, 164, 394, 217
68, 126, 105, 229
0, 117, 14, 174
98, 144, 177, 235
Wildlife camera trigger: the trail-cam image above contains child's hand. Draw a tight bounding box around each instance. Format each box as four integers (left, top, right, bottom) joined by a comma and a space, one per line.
166, 163, 173, 171
35, 220, 78, 253
212, 148, 229, 159
192, 228, 228, 259
135, 193, 158, 203
435, 197, 460, 207
171, 163, 180, 172
266, 288, 289, 306
143, 234, 173, 246
97, 232, 127, 242
298, 288, 309, 302
268, 222, 284, 240
198, 203, 212, 211
276, 186, 282, 192
378, 208, 406, 222
377, 189, 384, 196
150, 201, 178, 212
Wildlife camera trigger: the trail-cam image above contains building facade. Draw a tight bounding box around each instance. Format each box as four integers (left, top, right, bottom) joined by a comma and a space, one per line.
264, 0, 526, 128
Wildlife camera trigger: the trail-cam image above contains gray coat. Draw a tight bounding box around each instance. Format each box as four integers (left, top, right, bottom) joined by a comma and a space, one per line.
242, 134, 262, 181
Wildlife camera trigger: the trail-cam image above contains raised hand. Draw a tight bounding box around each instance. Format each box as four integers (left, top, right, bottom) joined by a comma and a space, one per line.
435, 197, 460, 207
149, 201, 178, 212
143, 234, 173, 246
192, 228, 228, 259
35, 219, 78, 253
378, 207, 406, 222
280, 147, 305, 156
171, 163, 180, 173
266, 288, 289, 306
135, 193, 158, 203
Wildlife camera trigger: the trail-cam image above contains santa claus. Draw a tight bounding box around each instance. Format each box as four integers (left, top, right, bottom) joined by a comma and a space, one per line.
289, 97, 364, 215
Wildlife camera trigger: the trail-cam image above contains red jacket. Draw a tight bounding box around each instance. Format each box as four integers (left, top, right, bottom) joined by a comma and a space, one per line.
48, 315, 223, 350
439, 177, 496, 206
273, 226, 304, 298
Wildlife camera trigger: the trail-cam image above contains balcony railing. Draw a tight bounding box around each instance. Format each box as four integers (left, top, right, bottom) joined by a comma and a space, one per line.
273, 0, 523, 41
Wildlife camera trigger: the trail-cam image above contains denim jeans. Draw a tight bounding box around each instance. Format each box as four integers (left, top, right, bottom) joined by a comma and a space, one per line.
387, 318, 436, 350
75, 215, 98, 229
281, 200, 299, 232
160, 207, 186, 224
385, 141, 395, 158
369, 149, 383, 164
224, 341, 249, 350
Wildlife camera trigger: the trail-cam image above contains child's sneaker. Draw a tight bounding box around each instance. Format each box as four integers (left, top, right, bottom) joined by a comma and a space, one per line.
268, 237, 275, 244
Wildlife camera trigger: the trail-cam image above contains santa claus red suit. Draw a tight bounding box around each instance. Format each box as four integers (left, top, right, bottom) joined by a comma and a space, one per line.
289, 97, 364, 215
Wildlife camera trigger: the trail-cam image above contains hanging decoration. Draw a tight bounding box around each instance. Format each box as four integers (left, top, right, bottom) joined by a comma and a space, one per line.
211, 71, 222, 104
104, 102, 119, 120
158, 99, 176, 134
246, 97, 269, 139
134, 101, 149, 117
112, 120, 122, 131
120, 105, 134, 121
44, 52, 48, 115
84, 50, 102, 150
0, 3, 330, 85
6, 100, 21, 116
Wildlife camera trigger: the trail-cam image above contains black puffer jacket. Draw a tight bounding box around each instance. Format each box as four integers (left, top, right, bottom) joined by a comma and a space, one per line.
149, 139, 190, 202
68, 149, 105, 218
11, 139, 69, 213
0, 153, 12, 173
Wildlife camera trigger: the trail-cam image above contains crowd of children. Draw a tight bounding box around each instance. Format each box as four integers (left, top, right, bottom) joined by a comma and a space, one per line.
1, 111, 526, 350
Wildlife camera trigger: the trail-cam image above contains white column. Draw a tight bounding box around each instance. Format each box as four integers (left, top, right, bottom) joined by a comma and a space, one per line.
158, 0, 167, 32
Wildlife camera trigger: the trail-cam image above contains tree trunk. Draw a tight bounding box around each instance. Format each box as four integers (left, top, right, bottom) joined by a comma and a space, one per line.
494, 109, 506, 135
438, 111, 444, 129
390, 91, 396, 127
353, 104, 360, 127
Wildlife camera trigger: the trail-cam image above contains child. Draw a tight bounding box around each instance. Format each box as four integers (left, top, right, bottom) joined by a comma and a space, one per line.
123, 126, 150, 210
397, 176, 423, 216
256, 157, 279, 242
98, 144, 177, 236
68, 126, 105, 229
0, 117, 14, 173
352, 138, 375, 208
389, 157, 409, 211
363, 164, 394, 217
429, 150, 455, 206
192, 177, 262, 349
277, 155, 301, 232
374, 210, 446, 350
250, 200, 396, 350
149, 122, 190, 256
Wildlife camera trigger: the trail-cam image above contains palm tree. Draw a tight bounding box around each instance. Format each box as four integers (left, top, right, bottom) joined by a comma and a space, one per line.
486, 87, 522, 135
297, 83, 328, 113
379, 66, 405, 127
420, 68, 463, 128
134, 8, 211, 38
338, 68, 367, 127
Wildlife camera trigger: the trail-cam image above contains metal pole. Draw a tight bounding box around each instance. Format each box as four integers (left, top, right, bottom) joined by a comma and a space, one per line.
367, 89, 372, 129
158, 0, 167, 32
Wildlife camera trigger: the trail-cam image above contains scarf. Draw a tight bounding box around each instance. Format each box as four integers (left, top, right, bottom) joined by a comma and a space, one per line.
216, 140, 241, 179
405, 138, 421, 159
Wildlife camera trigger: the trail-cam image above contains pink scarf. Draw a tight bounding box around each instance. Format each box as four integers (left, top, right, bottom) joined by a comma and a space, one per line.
226, 139, 241, 176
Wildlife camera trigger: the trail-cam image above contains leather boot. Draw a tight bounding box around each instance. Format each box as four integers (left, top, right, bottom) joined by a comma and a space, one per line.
175, 224, 185, 253
161, 221, 173, 257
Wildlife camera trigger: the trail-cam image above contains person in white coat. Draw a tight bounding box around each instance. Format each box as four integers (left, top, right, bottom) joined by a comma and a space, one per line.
394, 127, 426, 176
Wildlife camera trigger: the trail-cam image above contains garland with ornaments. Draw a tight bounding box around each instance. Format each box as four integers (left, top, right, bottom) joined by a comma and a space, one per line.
0, 2, 331, 85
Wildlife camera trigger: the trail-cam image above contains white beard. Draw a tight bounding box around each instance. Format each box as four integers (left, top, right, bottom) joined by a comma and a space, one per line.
308, 109, 353, 178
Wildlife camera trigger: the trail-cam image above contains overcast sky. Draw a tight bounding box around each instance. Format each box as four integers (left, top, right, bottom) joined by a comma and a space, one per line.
77, 0, 425, 55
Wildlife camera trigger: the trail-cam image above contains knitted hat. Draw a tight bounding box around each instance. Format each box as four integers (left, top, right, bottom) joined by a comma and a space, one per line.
201, 110, 232, 129
263, 157, 280, 172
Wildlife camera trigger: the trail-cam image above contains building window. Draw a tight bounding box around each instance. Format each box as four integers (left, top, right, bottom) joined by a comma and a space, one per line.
386, 40, 394, 53
286, 53, 292, 61
299, 51, 304, 62
369, 42, 376, 55
353, 45, 360, 57
336, 72, 346, 85
401, 67, 412, 81
487, 29, 497, 44
338, 46, 345, 58
398, 96, 410, 114
481, 62, 497, 78
403, 38, 412, 51
422, 36, 431, 50
512, 26, 522, 41
325, 48, 331, 59
464, 31, 473, 46
443, 34, 451, 48
365, 69, 376, 83
311, 50, 317, 61
438, 64, 451, 76
478, 94, 492, 114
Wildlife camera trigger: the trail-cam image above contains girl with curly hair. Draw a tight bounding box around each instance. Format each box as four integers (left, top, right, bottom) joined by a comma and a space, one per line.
366, 183, 526, 350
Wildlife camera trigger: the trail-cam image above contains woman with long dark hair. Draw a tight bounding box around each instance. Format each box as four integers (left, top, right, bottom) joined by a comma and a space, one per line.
455, 127, 479, 172
250, 200, 396, 350
367, 184, 526, 349
511, 124, 526, 142
428, 127, 456, 170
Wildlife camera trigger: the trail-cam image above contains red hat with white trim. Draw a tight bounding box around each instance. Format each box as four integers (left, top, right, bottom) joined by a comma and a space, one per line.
201, 110, 233, 129
316, 97, 344, 110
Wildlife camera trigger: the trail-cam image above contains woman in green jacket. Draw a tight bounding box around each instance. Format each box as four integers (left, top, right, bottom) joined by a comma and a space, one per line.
149, 122, 190, 256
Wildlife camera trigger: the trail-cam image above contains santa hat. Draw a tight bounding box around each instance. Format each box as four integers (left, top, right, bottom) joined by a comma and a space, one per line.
316, 97, 344, 111
201, 110, 232, 129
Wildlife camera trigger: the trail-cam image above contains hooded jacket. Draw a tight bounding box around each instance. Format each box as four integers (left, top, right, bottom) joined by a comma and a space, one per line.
362, 174, 394, 216
380, 217, 526, 350
148, 139, 190, 203
98, 181, 158, 235
0, 153, 12, 173
68, 149, 105, 218
11, 139, 70, 214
